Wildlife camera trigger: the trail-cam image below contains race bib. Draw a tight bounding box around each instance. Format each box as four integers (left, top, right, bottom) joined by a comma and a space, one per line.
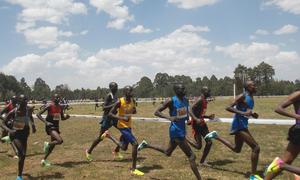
177, 107, 188, 119
53, 113, 61, 121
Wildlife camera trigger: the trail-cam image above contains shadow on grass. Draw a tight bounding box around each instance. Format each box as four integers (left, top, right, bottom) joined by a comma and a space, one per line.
139, 164, 163, 173
208, 159, 234, 166
54, 160, 90, 168
207, 165, 247, 177
100, 156, 146, 163
24, 172, 64, 179
26, 152, 45, 157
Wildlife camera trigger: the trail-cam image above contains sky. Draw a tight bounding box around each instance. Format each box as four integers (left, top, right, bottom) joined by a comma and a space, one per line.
0, 0, 299, 89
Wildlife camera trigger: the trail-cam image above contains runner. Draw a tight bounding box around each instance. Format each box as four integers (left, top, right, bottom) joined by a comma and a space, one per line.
1, 96, 21, 158
1, 96, 18, 142
105, 85, 144, 176
137, 84, 202, 180
85, 82, 122, 161
264, 89, 300, 179
204, 80, 262, 180
1, 95, 36, 180
37, 94, 70, 167
186, 86, 215, 166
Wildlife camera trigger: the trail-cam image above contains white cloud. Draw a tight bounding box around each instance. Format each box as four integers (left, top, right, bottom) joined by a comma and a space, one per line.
2, 25, 214, 88
130, 25, 153, 33
131, 0, 144, 4
3, 25, 299, 88
7, 0, 87, 49
168, 0, 219, 9
90, 0, 134, 30
255, 29, 269, 35
273, 24, 298, 35
216, 42, 300, 80
6, 0, 87, 24
264, 0, 300, 15
23, 27, 59, 48
176, 25, 210, 32
22, 26, 74, 48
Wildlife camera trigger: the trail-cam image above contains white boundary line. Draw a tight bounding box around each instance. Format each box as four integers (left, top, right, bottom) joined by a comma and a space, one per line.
50, 114, 295, 125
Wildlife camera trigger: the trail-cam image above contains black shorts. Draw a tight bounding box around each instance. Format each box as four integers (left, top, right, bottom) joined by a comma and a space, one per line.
46, 125, 60, 135
100, 116, 117, 131
288, 124, 300, 145
192, 123, 209, 138
10, 126, 30, 142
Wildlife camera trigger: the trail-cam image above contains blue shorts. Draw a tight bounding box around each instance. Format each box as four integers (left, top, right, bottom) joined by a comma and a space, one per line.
119, 128, 137, 145
230, 118, 248, 135
100, 116, 117, 130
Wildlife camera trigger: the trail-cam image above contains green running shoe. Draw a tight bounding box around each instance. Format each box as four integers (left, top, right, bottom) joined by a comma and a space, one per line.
41, 159, 51, 167
85, 149, 93, 162
1, 136, 11, 143
131, 169, 144, 176
112, 151, 124, 160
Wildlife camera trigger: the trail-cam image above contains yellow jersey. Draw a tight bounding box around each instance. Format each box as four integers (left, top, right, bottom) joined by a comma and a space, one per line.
117, 97, 135, 128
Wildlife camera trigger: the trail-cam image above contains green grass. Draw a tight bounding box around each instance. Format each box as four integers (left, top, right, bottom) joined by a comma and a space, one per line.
0, 118, 299, 180
64, 96, 291, 119
1, 96, 298, 180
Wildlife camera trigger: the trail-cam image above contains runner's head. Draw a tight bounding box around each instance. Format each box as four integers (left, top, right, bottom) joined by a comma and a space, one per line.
109, 82, 118, 94
201, 86, 211, 98
18, 94, 28, 107
244, 80, 256, 94
52, 94, 61, 105
123, 85, 133, 98
11, 95, 17, 105
173, 83, 186, 98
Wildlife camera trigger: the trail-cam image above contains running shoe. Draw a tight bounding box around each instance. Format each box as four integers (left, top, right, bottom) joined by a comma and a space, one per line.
265, 157, 283, 174
131, 169, 144, 176
112, 151, 124, 160
200, 161, 212, 167
204, 131, 218, 140
85, 149, 93, 162
100, 130, 110, 140
137, 140, 148, 151
1, 136, 11, 143
249, 174, 263, 180
16, 176, 22, 180
43, 141, 50, 154
13, 155, 19, 159
41, 159, 51, 167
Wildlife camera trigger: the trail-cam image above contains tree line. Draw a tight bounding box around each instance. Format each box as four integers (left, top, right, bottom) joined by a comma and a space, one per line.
1, 62, 299, 101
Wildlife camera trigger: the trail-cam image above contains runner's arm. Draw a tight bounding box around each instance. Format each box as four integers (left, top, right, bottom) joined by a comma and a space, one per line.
36, 105, 50, 124
1, 109, 15, 133
188, 98, 202, 123
154, 98, 176, 121
275, 91, 300, 120
108, 101, 124, 120
226, 94, 252, 116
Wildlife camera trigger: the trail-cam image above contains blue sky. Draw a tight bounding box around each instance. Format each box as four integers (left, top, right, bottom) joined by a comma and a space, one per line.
0, 0, 299, 89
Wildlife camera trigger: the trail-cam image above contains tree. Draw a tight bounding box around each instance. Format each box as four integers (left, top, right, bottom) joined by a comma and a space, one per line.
32, 77, 51, 100
53, 84, 72, 99
134, 76, 154, 98
234, 64, 248, 94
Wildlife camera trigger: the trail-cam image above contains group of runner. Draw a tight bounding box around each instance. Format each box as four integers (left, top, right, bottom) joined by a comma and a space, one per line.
0, 80, 300, 180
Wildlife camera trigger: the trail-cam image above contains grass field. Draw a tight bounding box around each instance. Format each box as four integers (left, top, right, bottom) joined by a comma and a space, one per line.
1, 96, 299, 180
67, 96, 291, 119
